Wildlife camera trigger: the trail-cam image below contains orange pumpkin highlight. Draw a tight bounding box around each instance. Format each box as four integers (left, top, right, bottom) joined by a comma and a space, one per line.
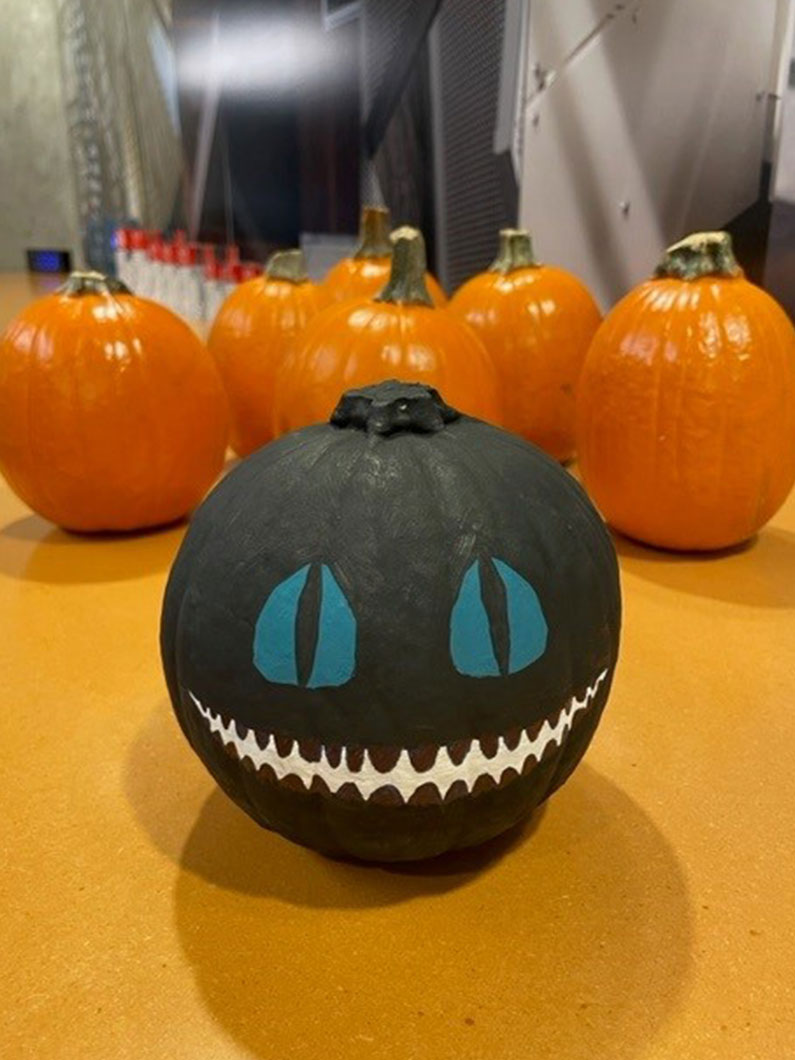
576, 231, 795, 551
272, 227, 501, 435
324, 205, 447, 305
208, 249, 326, 455
0, 272, 229, 532
450, 229, 601, 461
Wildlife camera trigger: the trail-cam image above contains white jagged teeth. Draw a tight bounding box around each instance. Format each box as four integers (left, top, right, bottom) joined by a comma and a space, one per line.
189, 668, 609, 803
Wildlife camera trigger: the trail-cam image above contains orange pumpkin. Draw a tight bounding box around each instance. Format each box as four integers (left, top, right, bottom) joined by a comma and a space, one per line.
272, 227, 501, 435
576, 231, 795, 551
208, 249, 326, 455
0, 271, 229, 532
324, 205, 448, 305
449, 229, 601, 461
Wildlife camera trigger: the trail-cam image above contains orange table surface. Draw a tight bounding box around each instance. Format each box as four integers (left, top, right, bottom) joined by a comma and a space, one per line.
1, 272, 794, 1059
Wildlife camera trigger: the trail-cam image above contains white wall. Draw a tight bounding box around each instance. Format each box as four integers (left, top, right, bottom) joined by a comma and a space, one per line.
0, 0, 82, 270
771, 0, 795, 202
518, 0, 786, 309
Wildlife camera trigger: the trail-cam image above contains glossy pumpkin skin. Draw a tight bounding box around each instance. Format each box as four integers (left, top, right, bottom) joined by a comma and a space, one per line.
325, 206, 448, 306
324, 255, 448, 306
450, 260, 601, 461
274, 227, 500, 434
0, 278, 228, 532
577, 242, 795, 550
208, 263, 326, 456
161, 381, 621, 861
273, 300, 501, 434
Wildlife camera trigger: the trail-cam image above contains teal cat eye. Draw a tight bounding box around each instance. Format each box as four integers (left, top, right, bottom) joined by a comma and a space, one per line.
450, 558, 548, 677
253, 564, 356, 688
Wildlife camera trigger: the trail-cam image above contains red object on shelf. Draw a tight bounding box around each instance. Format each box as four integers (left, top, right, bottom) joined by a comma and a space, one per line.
220, 261, 243, 285
177, 243, 200, 266
203, 252, 221, 282
240, 262, 263, 281
130, 229, 149, 251
115, 228, 130, 250
161, 242, 177, 266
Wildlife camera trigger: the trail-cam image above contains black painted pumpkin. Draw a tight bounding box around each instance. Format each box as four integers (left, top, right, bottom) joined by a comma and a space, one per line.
161, 381, 621, 861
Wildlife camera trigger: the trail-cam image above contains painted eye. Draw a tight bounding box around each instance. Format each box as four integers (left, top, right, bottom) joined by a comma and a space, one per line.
450, 558, 548, 678
253, 564, 357, 688
449, 562, 500, 677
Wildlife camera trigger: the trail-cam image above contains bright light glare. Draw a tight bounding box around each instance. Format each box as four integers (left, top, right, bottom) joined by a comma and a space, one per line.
178, 18, 337, 95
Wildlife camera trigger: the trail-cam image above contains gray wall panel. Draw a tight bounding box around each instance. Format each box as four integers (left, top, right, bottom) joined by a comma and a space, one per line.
0, 0, 82, 270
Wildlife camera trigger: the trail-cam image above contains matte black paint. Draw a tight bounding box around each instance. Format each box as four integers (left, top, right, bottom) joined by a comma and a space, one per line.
161, 382, 621, 860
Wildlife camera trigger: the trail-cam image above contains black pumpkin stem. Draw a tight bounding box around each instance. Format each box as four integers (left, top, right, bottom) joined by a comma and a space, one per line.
655, 231, 742, 281
331, 380, 460, 435
60, 271, 132, 297
354, 206, 393, 259
489, 229, 538, 274
266, 249, 308, 283
375, 227, 434, 307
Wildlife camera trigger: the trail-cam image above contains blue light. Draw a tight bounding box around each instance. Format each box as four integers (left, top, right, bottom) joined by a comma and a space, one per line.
28, 250, 69, 273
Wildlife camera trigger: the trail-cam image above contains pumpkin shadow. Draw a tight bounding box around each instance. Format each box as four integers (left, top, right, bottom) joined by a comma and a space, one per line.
180, 785, 539, 902
123, 700, 216, 866
173, 764, 692, 1060
123, 699, 539, 902
0, 513, 186, 584
0, 452, 241, 585
613, 526, 795, 608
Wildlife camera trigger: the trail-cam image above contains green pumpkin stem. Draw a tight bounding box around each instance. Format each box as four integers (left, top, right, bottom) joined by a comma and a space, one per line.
375, 227, 433, 307
655, 231, 742, 280
489, 229, 538, 273
60, 271, 131, 297
265, 249, 308, 283
354, 205, 393, 259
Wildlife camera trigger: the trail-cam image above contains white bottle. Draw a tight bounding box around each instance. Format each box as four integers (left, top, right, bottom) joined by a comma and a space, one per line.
175, 242, 203, 320
165, 231, 188, 313
128, 229, 150, 295
202, 250, 224, 327
147, 238, 165, 304
160, 241, 179, 311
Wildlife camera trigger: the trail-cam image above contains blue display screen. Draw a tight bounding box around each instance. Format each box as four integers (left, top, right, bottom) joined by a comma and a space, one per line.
27, 249, 71, 273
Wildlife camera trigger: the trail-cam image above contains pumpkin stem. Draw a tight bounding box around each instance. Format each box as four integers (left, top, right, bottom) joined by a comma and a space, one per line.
265, 249, 308, 283
655, 231, 742, 280
60, 271, 131, 297
354, 205, 393, 259
375, 227, 434, 307
489, 229, 538, 273
331, 380, 459, 435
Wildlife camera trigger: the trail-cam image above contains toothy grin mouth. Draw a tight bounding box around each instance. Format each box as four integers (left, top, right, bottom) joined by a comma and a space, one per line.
188, 669, 608, 806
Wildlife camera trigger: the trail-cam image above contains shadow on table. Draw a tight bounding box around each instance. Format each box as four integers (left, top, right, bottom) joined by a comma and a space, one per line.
0, 453, 239, 584
124, 699, 215, 863
614, 526, 795, 608
0, 513, 185, 583
124, 699, 542, 905
127, 701, 692, 1058
169, 762, 692, 1060
180, 785, 540, 902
